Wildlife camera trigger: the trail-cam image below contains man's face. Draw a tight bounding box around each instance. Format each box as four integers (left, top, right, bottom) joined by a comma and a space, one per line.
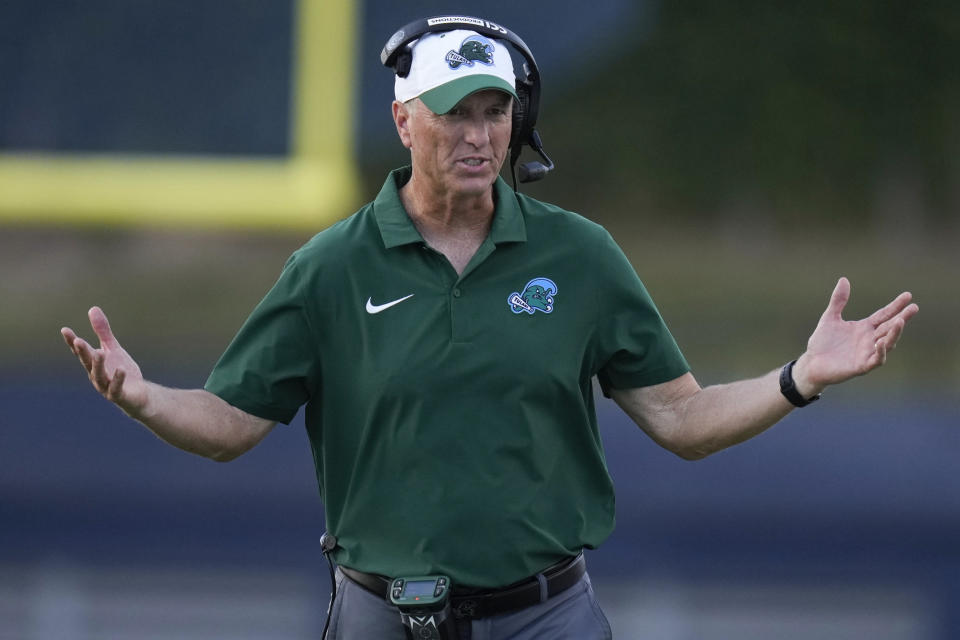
393, 90, 513, 199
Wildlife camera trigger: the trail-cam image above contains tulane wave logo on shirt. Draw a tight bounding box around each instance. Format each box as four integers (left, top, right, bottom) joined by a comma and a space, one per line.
508, 278, 557, 314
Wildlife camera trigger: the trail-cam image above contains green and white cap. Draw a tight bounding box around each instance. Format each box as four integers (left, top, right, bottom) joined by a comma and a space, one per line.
395, 29, 518, 114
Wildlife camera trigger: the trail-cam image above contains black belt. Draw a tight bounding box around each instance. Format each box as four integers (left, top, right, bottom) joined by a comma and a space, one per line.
339, 552, 586, 620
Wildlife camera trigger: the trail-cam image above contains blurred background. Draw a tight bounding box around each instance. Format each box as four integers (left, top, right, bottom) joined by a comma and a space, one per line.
1, 1, 957, 638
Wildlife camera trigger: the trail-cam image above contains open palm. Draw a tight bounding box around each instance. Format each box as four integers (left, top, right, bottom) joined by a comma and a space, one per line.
801, 277, 918, 390
61, 306, 149, 417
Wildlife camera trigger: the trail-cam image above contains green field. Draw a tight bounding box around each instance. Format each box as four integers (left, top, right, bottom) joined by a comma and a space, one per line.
4, 219, 951, 396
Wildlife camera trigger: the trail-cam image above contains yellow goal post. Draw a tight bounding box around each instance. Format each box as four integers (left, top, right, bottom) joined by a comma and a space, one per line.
0, 0, 361, 231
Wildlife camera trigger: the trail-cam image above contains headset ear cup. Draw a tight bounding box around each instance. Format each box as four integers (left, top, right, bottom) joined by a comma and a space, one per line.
511, 84, 530, 149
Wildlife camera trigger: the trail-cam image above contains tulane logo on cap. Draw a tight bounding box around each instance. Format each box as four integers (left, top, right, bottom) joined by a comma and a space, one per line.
508, 277, 557, 315
445, 35, 495, 70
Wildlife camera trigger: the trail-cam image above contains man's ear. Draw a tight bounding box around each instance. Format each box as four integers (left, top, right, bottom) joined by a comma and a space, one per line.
392, 100, 413, 150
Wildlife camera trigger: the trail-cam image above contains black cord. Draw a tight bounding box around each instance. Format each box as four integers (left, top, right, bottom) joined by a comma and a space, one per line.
320, 533, 338, 640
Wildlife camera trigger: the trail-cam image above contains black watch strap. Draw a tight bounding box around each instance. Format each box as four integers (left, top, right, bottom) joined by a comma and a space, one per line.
779, 359, 821, 407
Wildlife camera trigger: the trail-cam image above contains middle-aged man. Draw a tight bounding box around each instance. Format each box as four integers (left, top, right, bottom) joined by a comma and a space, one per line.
62, 16, 919, 640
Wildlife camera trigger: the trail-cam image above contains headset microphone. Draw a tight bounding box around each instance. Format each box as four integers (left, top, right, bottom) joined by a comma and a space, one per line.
518, 130, 554, 183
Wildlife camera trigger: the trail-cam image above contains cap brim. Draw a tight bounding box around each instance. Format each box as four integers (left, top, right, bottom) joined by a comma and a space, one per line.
419, 76, 519, 114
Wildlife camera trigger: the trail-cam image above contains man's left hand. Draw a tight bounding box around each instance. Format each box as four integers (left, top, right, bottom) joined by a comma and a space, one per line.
793, 277, 919, 398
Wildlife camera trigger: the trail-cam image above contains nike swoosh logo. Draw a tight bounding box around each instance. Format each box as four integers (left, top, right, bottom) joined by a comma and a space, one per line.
365, 294, 415, 314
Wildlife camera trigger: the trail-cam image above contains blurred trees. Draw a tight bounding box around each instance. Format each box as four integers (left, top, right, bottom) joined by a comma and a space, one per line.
546, 1, 959, 231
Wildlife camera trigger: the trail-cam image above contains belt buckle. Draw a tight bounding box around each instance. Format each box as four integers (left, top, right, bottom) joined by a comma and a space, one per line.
452, 598, 478, 619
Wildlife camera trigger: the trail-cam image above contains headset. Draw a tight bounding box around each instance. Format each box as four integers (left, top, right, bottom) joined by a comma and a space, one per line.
381, 15, 555, 189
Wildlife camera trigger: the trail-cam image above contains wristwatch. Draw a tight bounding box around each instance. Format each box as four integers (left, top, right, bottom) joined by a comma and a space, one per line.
779, 359, 821, 407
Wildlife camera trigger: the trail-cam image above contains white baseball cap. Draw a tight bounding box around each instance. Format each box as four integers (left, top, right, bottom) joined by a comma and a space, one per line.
394, 29, 519, 114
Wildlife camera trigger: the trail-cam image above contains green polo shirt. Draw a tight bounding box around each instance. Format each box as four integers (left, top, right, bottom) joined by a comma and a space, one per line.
205, 167, 689, 587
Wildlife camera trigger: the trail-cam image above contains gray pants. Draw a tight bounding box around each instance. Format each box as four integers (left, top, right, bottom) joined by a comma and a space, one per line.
326, 568, 612, 639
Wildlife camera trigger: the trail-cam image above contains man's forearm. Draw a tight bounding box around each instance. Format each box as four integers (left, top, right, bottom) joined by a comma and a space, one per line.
669, 368, 795, 459
128, 384, 274, 461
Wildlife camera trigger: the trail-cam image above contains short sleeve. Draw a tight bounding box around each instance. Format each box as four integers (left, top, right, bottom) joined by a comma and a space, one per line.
204, 254, 319, 423
593, 231, 689, 396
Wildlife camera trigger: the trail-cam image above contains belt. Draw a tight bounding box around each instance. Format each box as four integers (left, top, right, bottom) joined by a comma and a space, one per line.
339, 552, 586, 620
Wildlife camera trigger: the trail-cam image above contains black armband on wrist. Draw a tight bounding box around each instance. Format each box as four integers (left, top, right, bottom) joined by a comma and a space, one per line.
779, 359, 821, 408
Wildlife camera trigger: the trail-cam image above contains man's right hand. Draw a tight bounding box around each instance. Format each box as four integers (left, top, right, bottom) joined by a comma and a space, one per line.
61, 306, 275, 461
61, 306, 149, 419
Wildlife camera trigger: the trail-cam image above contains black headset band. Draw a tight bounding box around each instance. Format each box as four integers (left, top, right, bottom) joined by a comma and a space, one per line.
380, 16, 537, 72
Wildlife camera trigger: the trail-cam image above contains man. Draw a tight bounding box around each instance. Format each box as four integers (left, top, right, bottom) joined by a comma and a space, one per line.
62, 18, 918, 640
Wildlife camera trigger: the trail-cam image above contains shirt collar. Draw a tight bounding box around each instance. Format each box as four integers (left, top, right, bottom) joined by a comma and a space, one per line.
373, 167, 527, 249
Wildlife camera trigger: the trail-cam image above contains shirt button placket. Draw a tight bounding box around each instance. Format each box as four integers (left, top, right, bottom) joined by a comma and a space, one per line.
451, 286, 465, 342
